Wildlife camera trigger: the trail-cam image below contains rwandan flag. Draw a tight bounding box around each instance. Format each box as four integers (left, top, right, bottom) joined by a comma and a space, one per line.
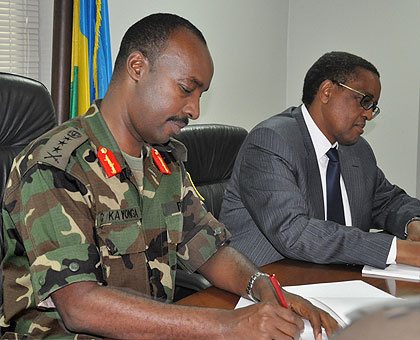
70, 0, 112, 118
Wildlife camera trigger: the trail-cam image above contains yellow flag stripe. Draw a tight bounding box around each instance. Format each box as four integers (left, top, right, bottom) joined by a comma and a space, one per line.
70, 0, 91, 118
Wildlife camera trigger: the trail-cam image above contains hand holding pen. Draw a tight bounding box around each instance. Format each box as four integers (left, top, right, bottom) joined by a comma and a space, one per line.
268, 273, 340, 340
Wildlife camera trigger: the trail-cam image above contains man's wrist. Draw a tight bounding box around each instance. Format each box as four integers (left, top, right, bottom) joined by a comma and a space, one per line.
405, 216, 420, 237
246, 272, 269, 302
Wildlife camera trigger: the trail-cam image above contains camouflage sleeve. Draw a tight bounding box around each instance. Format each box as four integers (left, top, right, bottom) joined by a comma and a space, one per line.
176, 172, 231, 273
8, 163, 103, 306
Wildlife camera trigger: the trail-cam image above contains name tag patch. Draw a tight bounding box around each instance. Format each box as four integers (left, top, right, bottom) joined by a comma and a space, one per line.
97, 207, 141, 225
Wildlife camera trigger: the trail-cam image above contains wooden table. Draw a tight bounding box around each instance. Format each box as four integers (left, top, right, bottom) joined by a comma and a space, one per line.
177, 259, 420, 309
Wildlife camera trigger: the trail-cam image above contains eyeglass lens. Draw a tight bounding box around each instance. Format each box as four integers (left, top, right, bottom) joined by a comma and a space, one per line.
360, 96, 374, 110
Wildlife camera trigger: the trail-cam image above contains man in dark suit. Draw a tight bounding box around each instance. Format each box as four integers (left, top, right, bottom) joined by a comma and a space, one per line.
220, 51, 420, 269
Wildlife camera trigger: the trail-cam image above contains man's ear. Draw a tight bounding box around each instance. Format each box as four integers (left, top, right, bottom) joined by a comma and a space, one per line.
319, 79, 334, 104
126, 51, 149, 81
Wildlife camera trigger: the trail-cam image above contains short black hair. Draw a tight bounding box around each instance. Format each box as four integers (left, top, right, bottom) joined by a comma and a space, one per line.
302, 51, 380, 106
113, 13, 207, 74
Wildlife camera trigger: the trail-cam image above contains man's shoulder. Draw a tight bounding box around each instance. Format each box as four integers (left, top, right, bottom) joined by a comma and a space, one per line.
254, 106, 301, 129
249, 106, 303, 142
16, 117, 89, 177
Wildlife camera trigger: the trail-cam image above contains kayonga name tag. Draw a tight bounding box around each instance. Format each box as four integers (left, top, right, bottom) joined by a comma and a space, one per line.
97, 207, 141, 225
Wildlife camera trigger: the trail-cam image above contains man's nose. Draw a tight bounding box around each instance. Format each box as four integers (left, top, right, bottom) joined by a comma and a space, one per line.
362, 108, 373, 121
183, 95, 200, 120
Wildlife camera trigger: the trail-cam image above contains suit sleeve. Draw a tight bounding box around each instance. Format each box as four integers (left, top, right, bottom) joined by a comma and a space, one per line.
366, 141, 420, 237
238, 127, 394, 268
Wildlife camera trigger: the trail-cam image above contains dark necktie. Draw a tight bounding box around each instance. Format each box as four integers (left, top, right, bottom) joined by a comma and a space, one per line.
326, 148, 345, 225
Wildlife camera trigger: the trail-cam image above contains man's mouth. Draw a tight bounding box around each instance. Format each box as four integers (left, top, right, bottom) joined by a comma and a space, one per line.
354, 122, 365, 134
167, 117, 189, 135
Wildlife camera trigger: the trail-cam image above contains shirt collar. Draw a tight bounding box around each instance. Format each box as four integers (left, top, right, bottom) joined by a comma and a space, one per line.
80, 100, 186, 169
301, 104, 337, 160
80, 100, 128, 169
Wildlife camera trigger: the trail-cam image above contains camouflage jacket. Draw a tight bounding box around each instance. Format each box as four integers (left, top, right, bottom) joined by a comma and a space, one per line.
0, 102, 230, 339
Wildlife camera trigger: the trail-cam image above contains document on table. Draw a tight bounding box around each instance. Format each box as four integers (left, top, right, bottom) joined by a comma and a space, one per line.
362, 263, 420, 281
235, 280, 397, 340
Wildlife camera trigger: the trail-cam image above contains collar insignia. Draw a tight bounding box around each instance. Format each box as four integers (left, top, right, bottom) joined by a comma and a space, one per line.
97, 146, 122, 178
151, 148, 171, 175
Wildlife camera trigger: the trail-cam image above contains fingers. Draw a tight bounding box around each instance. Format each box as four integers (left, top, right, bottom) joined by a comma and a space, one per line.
285, 292, 340, 339
320, 310, 341, 338
273, 321, 301, 340
237, 303, 303, 340
273, 304, 304, 329
304, 306, 322, 339
306, 308, 340, 339
265, 304, 304, 339
286, 293, 320, 331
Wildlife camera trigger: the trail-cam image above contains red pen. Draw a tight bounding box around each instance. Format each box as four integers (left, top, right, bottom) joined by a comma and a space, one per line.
269, 274, 288, 309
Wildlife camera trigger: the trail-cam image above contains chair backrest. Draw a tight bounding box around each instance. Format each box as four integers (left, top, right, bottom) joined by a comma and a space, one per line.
0, 73, 57, 200
174, 123, 248, 219
172, 124, 247, 300
0, 72, 57, 307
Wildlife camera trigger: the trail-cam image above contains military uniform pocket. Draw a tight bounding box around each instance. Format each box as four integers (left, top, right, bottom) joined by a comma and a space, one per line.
95, 219, 150, 295
165, 213, 183, 245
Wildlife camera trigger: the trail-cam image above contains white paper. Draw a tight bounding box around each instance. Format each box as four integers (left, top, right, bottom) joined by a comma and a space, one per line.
283, 280, 396, 327
362, 263, 420, 281
283, 280, 394, 299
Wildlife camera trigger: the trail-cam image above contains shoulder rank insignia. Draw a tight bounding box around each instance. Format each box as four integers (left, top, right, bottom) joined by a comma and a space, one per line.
97, 147, 122, 178
151, 148, 171, 175
38, 127, 88, 171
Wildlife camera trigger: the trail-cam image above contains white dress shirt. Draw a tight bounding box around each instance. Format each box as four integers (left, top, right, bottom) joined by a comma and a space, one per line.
301, 104, 396, 264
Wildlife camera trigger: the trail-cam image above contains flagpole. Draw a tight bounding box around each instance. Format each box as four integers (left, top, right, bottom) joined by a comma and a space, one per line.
51, 0, 73, 124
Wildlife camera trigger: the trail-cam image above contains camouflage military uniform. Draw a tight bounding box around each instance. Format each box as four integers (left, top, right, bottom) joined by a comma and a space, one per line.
0, 102, 230, 339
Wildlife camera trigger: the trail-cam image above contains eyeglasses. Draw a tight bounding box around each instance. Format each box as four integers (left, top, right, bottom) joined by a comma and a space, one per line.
337, 82, 380, 119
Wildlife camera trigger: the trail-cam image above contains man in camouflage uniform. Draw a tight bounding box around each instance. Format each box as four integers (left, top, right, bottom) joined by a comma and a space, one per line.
0, 13, 338, 340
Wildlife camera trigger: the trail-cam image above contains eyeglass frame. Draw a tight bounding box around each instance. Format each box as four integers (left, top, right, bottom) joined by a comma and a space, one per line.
335, 81, 380, 119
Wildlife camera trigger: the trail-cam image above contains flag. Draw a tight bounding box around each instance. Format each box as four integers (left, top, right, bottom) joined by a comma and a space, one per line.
70, 0, 112, 118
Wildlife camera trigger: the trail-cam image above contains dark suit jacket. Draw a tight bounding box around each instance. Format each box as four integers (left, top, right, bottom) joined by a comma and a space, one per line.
220, 106, 420, 268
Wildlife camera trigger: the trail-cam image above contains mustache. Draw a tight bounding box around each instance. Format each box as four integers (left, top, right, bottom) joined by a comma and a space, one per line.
167, 116, 189, 126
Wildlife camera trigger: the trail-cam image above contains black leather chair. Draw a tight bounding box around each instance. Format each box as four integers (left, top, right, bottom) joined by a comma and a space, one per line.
173, 124, 248, 300
0, 72, 57, 308
174, 124, 248, 219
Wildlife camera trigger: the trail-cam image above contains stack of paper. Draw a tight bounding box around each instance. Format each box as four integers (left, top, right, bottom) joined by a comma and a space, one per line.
362, 263, 420, 281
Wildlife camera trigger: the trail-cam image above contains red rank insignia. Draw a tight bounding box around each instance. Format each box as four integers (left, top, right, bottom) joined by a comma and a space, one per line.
97, 146, 122, 178
151, 148, 171, 175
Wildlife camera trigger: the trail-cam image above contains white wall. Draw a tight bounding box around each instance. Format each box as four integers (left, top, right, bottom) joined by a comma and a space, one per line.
286, 0, 420, 197
39, 0, 54, 91
107, 0, 289, 130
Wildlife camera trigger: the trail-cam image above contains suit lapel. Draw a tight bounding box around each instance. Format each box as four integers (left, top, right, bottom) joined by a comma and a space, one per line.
294, 108, 325, 220
338, 146, 363, 227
